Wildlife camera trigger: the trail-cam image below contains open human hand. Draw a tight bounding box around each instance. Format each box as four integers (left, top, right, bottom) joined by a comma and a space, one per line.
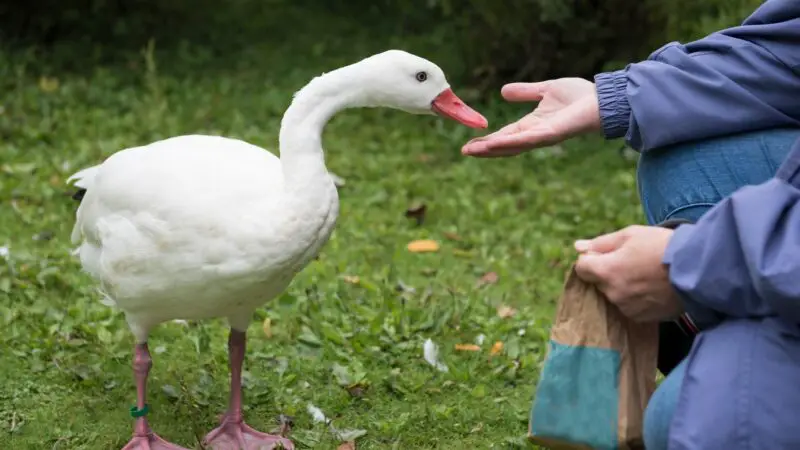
573, 225, 684, 323
461, 78, 601, 157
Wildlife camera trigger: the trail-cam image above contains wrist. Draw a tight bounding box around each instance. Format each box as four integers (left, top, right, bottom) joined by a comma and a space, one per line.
593, 70, 631, 140
584, 91, 602, 134
562, 88, 602, 140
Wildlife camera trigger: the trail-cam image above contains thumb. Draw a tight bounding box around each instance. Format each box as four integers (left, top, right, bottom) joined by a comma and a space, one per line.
501, 82, 551, 102
574, 229, 630, 254
574, 252, 612, 284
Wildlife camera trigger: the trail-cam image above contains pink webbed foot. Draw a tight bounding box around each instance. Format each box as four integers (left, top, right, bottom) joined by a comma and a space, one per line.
202, 416, 294, 450
121, 432, 190, 450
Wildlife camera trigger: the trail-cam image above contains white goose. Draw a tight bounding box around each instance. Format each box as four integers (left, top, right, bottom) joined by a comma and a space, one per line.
68, 49, 487, 450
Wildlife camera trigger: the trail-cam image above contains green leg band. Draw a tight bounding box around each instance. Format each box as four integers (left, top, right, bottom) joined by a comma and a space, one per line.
130, 404, 150, 418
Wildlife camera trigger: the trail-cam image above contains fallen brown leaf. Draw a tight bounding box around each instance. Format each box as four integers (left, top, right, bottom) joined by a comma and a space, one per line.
262, 317, 272, 338
490, 341, 504, 355
346, 383, 368, 398
407, 239, 440, 253
420, 267, 437, 276
338, 441, 356, 450
342, 275, 360, 285
404, 203, 427, 226
476, 271, 499, 288
452, 249, 474, 258
496, 305, 517, 319
455, 344, 481, 352
270, 414, 294, 437
443, 231, 462, 241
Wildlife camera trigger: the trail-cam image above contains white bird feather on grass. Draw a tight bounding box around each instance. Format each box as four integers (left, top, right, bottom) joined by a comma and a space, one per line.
423, 338, 448, 372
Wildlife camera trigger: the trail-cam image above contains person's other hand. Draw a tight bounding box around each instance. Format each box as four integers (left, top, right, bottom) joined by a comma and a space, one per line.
461, 78, 601, 158
573, 225, 684, 323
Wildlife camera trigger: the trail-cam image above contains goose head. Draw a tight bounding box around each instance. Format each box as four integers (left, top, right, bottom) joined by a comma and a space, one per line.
348, 50, 488, 129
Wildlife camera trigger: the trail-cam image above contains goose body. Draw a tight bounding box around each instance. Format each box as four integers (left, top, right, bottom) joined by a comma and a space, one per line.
70, 134, 338, 338
68, 50, 487, 450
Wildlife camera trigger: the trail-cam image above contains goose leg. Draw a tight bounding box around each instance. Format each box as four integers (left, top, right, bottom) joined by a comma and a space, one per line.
121, 343, 190, 450
202, 329, 294, 450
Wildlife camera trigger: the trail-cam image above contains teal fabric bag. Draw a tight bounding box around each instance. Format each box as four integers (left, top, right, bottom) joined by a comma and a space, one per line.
528, 267, 658, 450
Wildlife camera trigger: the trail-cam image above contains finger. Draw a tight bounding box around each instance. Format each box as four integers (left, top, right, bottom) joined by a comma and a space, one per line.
461, 138, 535, 156
463, 128, 557, 154
463, 123, 523, 147
574, 253, 609, 284
461, 146, 527, 158
461, 136, 523, 155
574, 229, 631, 254
501, 82, 551, 102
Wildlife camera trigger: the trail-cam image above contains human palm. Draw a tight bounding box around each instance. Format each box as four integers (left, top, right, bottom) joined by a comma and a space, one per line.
462, 78, 601, 157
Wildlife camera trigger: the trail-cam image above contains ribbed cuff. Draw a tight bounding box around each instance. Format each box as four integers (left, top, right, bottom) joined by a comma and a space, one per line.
663, 223, 724, 329
594, 70, 631, 140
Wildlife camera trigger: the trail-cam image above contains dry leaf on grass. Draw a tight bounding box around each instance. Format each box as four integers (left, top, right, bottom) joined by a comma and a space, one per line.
496, 305, 517, 318
262, 317, 272, 338
443, 231, 462, 241
455, 344, 481, 352
341, 275, 360, 285
338, 442, 356, 450
407, 239, 440, 253
476, 271, 498, 287
404, 203, 427, 225
452, 249, 474, 258
271, 414, 294, 437
346, 384, 367, 398
490, 341, 504, 355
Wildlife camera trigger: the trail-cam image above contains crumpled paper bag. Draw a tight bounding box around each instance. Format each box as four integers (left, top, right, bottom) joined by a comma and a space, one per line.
528, 265, 659, 450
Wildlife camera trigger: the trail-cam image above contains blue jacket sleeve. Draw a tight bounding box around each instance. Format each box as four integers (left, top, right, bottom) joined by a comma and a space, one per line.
595, 0, 800, 152
662, 139, 800, 327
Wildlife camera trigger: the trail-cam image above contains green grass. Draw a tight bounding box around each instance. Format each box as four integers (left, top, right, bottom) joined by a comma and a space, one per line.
0, 8, 644, 449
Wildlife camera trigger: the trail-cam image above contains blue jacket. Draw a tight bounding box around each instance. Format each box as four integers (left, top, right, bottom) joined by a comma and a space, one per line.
597, 0, 800, 326
595, 1, 800, 448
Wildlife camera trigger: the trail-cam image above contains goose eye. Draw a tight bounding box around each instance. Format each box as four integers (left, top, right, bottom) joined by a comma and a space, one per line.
415, 71, 428, 82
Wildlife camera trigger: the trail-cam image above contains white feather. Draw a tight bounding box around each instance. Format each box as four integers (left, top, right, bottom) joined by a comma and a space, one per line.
306, 403, 329, 423
423, 338, 448, 372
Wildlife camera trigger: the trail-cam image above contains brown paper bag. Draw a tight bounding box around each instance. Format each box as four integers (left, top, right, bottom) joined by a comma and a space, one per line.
528, 265, 659, 450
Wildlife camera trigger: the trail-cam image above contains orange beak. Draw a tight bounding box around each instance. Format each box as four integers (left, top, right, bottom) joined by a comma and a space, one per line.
431, 88, 488, 129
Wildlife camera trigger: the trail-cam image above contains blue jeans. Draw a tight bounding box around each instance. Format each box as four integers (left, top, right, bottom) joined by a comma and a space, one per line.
637, 128, 800, 450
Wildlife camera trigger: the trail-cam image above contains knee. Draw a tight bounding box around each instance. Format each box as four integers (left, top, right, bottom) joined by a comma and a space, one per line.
636, 128, 800, 224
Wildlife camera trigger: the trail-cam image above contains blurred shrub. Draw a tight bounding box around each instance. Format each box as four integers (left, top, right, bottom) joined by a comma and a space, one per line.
0, 0, 766, 89
1, 0, 168, 44
418, 0, 659, 90
656, 0, 766, 42
0, 0, 274, 46
266, 0, 765, 89
416, 0, 765, 89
